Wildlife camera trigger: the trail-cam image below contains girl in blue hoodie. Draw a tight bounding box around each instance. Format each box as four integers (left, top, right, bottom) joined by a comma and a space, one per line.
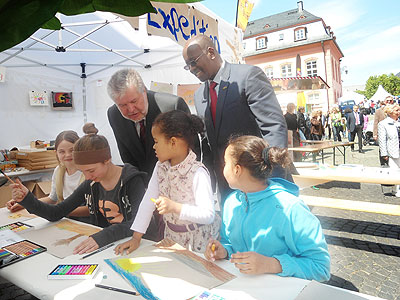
205, 135, 330, 282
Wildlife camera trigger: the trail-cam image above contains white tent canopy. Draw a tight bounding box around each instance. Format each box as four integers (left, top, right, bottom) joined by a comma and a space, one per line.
369, 85, 393, 102
0, 3, 241, 164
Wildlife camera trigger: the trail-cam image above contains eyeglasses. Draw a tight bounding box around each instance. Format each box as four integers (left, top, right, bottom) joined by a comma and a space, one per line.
184, 52, 205, 70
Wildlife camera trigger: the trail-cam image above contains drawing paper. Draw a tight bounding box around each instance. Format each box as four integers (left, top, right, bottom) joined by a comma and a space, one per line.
105, 239, 235, 300
0, 229, 23, 248
295, 281, 368, 300
20, 219, 101, 258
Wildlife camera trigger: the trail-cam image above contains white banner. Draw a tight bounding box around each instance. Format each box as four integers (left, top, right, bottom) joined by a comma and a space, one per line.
147, 2, 219, 48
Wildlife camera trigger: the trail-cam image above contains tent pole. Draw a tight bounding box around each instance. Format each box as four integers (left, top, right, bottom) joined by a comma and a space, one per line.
81, 63, 87, 123
63, 27, 146, 66
0, 31, 54, 64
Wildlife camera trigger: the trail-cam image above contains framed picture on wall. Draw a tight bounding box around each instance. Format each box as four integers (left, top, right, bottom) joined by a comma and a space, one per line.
51, 92, 73, 110
29, 90, 49, 106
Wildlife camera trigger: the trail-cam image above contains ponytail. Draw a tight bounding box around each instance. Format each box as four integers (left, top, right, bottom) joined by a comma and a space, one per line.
228, 135, 291, 182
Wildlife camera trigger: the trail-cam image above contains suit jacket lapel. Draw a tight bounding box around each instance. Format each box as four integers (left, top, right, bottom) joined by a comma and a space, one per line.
202, 83, 217, 148
215, 63, 231, 137
145, 91, 159, 155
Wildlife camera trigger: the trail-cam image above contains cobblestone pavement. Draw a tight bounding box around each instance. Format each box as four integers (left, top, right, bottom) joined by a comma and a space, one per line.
1, 138, 400, 299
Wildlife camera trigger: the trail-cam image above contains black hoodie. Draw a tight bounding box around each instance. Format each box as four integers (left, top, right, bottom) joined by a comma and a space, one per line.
20, 163, 146, 247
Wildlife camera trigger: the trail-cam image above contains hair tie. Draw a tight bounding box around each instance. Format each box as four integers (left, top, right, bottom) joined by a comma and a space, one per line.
262, 147, 272, 169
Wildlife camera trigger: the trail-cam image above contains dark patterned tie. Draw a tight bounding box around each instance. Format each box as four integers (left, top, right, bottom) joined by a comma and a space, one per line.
209, 81, 218, 126
139, 119, 146, 146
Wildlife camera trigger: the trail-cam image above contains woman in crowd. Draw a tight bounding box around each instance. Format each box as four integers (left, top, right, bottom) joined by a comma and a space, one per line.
310, 110, 323, 141
330, 107, 342, 142
378, 104, 400, 197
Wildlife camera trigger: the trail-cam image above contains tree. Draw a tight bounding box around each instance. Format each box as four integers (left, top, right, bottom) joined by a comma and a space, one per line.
357, 74, 400, 99
0, 0, 199, 52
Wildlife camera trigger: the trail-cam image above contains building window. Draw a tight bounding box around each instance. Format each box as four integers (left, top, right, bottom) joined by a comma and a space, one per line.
294, 27, 306, 41
281, 64, 292, 78
256, 37, 267, 50
265, 67, 273, 78
306, 60, 317, 76
308, 92, 320, 104
279, 34, 284, 41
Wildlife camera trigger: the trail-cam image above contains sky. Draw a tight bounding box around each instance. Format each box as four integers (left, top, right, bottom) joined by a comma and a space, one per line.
201, 0, 400, 87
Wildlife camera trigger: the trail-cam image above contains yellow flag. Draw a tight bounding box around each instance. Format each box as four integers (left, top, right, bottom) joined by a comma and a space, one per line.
297, 92, 306, 108
237, 0, 255, 32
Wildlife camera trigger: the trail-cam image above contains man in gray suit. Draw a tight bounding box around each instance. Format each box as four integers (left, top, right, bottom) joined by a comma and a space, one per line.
346, 105, 364, 153
107, 68, 190, 183
182, 36, 289, 202
107, 69, 190, 241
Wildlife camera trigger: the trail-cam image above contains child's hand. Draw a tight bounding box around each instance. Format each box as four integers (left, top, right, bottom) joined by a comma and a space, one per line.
155, 196, 182, 215
230, 251, 282, 275
204, 240, 227, 261
10, 179, 29, 202
114, 237, 140, 255
73, 237, 99, 255
6, 199, 23, 212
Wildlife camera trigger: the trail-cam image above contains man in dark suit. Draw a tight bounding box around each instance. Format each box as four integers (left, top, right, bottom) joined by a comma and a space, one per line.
346, 105, 364, 153
107, 68, 190, 182
107, 68, 190, 240
182, 36, 289, 202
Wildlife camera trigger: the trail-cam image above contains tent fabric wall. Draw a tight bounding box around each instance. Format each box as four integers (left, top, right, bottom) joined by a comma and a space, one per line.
0, 69, 84, 148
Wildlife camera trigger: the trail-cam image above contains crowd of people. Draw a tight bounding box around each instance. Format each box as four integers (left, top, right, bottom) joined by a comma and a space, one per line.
284, 95, 400, 198
6, 33, 399, 285
285, 95, 399, 159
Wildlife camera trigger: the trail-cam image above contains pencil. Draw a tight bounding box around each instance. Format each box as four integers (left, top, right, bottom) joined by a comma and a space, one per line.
95, 284, 138, 296
0, 169, 15, 184
80, 243, 114, 260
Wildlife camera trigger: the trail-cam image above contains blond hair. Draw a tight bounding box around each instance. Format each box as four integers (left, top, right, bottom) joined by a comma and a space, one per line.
384, 104, 400, 115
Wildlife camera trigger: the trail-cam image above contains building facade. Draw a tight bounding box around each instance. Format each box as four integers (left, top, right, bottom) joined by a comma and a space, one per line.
243, 1, 344, 112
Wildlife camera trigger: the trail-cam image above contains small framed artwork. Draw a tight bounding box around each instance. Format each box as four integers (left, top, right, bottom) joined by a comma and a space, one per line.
51, 92, 73, 110
29, 91, 49, 106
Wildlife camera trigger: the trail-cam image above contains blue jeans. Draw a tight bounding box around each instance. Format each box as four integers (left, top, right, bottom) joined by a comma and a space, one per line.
332, 126, 342, 141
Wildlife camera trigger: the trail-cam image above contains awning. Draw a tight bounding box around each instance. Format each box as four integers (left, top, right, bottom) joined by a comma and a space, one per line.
270, 76, 329, 92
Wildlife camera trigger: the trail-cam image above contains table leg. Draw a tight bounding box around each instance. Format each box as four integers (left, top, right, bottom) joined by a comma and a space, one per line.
343, 146, 346, 164
322, 150, 324, 164
333, 147, 336, 166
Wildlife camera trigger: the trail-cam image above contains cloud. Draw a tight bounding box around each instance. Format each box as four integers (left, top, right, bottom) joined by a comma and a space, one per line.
311, 0, 367, 31
341, 25, 400, 84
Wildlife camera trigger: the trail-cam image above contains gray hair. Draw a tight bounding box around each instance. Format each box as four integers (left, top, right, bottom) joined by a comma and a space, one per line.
107, 68, 146, 101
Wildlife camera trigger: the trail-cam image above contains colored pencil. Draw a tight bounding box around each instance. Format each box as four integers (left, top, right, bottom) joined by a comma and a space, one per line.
0, 169, 15, 184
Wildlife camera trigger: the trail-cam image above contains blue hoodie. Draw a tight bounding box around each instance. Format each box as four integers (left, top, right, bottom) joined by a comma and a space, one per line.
221, 178, 330, 282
